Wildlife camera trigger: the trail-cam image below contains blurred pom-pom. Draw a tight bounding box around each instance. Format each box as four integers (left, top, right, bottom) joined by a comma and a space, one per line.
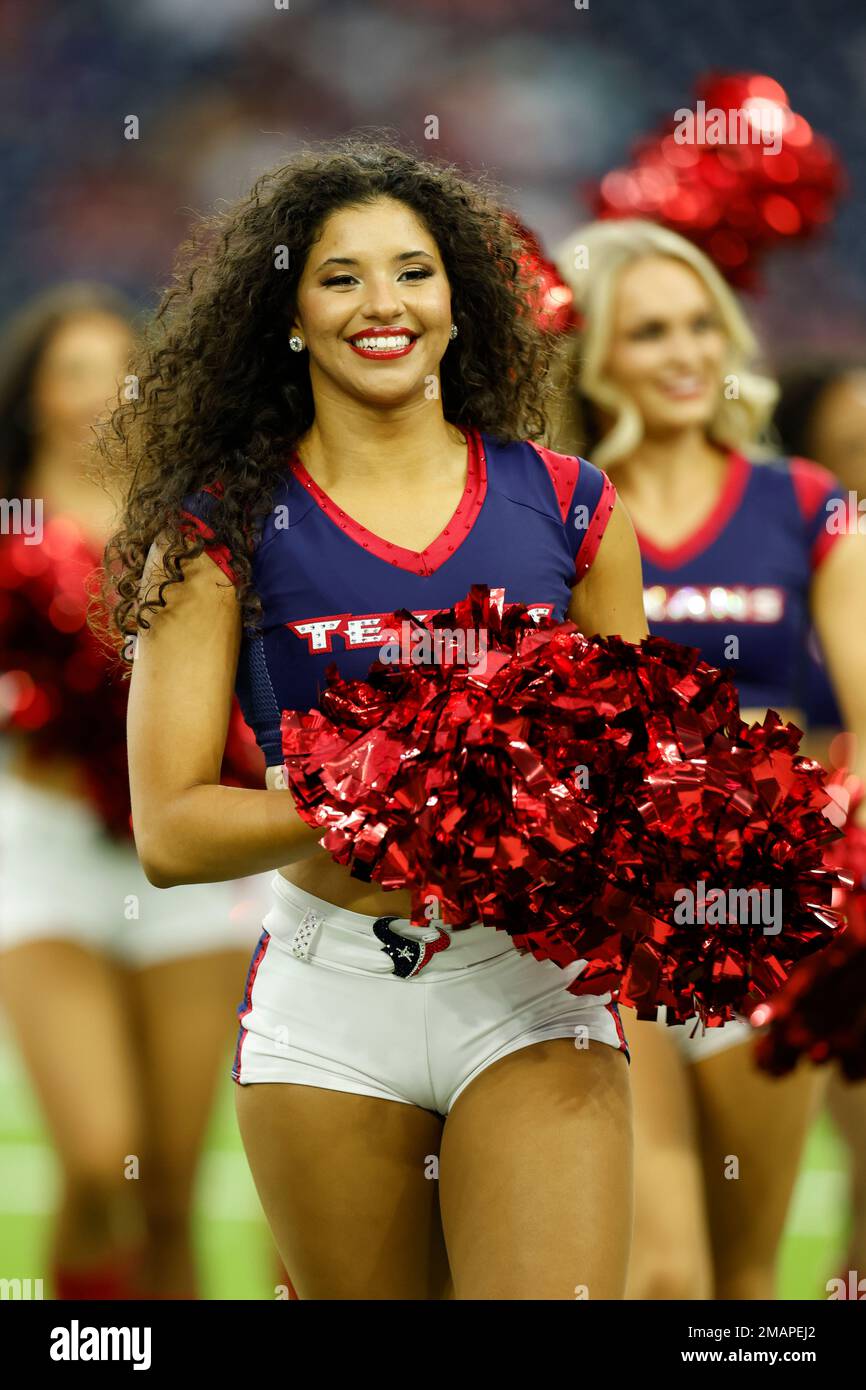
0, 516, 265, 839
283, 584, 846, 1022
751, 899, 866, 1080
0, 516, 133, 838
589, 73, 845, 289
505, 213, 581, 334
751, 791, 866, 1080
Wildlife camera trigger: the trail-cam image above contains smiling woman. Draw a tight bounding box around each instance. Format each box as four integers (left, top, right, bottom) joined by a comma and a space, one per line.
88, 135, 647, 1302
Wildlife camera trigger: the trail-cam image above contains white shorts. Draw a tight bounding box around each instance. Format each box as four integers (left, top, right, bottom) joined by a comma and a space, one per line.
653, 1006, 755, 1061
0, 771, 268, 966
232, 873, 630, 1115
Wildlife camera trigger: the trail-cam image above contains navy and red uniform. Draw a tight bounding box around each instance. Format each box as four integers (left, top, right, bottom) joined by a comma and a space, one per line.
179, 426, 616, 764
638, 451, 847, 714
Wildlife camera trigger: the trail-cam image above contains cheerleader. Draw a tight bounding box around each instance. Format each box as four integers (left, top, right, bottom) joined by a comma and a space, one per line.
550, 219, 866, 1299
94, 137, 651, 1301
0, 285, 269, 1298
774, 359, 866, 771
774, 359, 866, 1292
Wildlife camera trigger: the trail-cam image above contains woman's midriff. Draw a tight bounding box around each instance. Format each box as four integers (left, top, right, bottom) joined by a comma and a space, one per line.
265, 762, 418, 916
279, 852, 419, 918
271, 704, 811, 917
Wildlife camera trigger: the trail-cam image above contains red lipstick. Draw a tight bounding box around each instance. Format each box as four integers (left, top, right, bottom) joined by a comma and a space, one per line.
346, 327, 419, 360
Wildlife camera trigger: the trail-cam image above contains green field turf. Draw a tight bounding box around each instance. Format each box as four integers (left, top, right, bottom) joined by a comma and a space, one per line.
0, 1019, 853, 1300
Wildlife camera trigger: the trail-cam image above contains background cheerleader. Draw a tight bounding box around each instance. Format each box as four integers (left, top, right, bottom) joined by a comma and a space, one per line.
0, 284, 271, 1298
773, 358, 866, 1293
551, 218, 866, 1299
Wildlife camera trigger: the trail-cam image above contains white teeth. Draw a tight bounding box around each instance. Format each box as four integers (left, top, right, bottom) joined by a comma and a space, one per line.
352, 335, 413, 350
663, 377, 703, 392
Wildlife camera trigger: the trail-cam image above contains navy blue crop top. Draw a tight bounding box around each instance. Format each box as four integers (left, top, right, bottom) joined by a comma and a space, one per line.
638, 451, 846, 713
180, 427, 616, 767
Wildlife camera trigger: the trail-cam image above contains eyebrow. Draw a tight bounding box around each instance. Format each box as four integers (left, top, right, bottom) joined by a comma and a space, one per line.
629, 308, 715, 328
314, 249, 434, 273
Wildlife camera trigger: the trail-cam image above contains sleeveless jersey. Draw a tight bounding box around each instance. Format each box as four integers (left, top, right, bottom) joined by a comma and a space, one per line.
180, 427, 615, 766
637, 450, 847, 713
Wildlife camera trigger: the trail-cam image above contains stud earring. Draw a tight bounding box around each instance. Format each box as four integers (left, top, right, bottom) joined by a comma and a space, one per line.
289, 334, 305, 352
449, 323, 458, 340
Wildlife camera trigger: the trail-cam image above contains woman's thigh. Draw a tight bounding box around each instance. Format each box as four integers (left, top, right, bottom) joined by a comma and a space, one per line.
235, 1081, 449, 1300
692, 1043, 820, 1299
437, 1039, 632, 1300
624, 1014, 713, 1299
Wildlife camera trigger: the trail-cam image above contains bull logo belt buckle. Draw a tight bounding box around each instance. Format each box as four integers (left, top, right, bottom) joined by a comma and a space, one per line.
372, 916, 451, 978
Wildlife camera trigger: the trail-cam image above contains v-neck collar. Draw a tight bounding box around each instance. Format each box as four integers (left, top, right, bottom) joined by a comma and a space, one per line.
288, 425, 487, 577
633, 449, 751, 570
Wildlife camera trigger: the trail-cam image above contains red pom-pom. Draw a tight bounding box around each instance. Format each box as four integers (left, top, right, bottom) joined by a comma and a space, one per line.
0, 518, 133, 838
283, 585, 846, 1022
590, 72, 846, 289
0, 517, 265, 838
751, 906, 866, 1080
505, 214, 581, 334
751, 790, 866, 1079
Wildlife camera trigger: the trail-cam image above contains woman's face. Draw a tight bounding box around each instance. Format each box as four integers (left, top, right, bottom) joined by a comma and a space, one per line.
291, 196, 454, 413
30, 311, 131, 448
808, 371, 866, 495
601, 255, 728, 440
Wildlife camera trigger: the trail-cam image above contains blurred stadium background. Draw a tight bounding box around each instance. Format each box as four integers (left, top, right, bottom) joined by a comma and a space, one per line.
1, 0, 863, 1297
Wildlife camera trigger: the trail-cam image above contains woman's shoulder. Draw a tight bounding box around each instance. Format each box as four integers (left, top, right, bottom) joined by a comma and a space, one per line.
487, 432, 609, 523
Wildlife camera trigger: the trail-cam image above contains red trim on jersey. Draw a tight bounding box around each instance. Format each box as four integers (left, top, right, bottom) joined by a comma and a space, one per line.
525, 441, 616, 577
575, 471, 616, 578
179, 508, 238, 584
179, 482, 236, 582
232, 931, 271, 1083
812, 527, 844, 569
288, 426, 487, 578
526, 442, 582, 522
789, 455, 837, 521
605, 1000, 630, 1057
633, 449, 750, 571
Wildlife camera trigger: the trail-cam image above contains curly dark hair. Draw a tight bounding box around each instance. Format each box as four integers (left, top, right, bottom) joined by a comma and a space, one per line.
91, 132, 565, 663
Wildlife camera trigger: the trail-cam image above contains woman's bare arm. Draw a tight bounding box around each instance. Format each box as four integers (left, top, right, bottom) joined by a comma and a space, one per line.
128, 546, 322, 888
567, 495, 649, 643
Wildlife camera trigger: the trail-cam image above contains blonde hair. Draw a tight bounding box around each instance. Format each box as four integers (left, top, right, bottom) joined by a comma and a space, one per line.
549, 219, 779, 469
